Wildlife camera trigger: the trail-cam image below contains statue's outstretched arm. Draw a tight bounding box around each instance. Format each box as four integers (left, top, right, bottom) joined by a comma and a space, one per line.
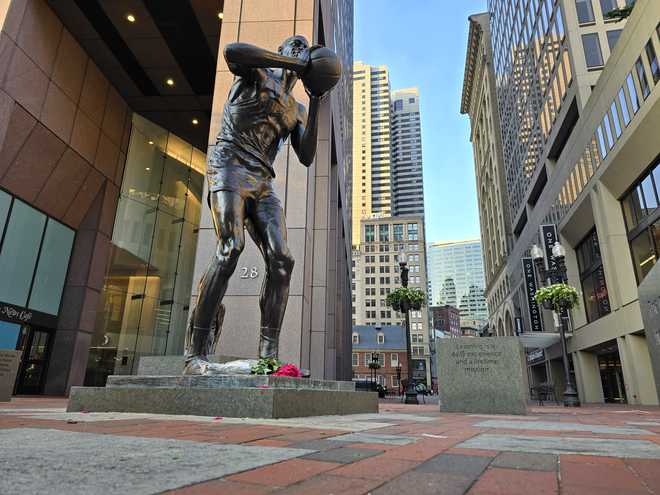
291, 97, 321, 167
224, 43, 308, 77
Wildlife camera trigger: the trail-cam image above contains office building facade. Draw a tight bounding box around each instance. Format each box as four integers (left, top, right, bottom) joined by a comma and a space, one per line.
461, 13, 513, 334
468, 0, 660, 404
427, 239, 488, 324
391, 87, 425, 216
351, 62, 392, 245
0, 0, 353, 395
351, 215, 431, 384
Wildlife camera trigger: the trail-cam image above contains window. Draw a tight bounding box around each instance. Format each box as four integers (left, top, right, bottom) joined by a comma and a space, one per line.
393, 100, 403, 111
598, 0, 617, 19
635, 57, 651, 99
352, 353, 359, 366
352, 333, 359, 344
606, 30, 622, 52
618, 87, 631, 126
626, 72, 640, 114
365, 224, 375, 242
576, 229, 611, 323
645, 40, 660, 84
602, 115, 614, 150
393, 224, 404, 241
378, 224, 389, 242
596, 125, 608, 159
391, 353, 398, 367
575, 0, 595, 24
610, 102, 622, 138
622, 157, 660, 283
0, 195, 74, 314
582, 33, 604, 68
377, 333, 385, 344
407, 223, 419, 241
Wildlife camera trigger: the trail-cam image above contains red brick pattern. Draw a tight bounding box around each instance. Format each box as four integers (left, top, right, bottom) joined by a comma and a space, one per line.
2, 398, 660, 494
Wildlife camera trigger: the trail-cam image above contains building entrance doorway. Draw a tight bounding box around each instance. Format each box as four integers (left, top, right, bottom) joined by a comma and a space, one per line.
15, 326, 53, 395
598, 348, 627, 404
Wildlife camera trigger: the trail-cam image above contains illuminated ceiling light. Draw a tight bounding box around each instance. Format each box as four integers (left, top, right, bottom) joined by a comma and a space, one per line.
218, 12, 224, 20
166, 78, 175, 86
148, 140, 154, 145
192, 118, 199, 125
145, 167, 151, 171
126, 13, 136, 23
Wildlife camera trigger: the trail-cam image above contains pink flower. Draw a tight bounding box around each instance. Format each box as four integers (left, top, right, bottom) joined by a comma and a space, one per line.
272, 363, 302, 377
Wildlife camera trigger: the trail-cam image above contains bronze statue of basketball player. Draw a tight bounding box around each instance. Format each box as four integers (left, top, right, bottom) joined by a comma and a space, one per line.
184, 36, 340, 375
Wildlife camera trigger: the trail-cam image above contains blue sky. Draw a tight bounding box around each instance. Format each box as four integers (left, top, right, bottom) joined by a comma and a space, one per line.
354, 0, 487, 243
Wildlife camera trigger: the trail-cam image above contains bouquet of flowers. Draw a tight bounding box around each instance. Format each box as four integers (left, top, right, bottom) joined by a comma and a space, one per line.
250, 358, 302, 377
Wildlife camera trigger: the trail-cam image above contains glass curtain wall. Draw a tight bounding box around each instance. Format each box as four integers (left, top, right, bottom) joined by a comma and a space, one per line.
85, 114, 205, 385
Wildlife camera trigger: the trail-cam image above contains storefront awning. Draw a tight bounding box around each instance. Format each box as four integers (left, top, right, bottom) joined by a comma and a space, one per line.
518, 332, 564, 349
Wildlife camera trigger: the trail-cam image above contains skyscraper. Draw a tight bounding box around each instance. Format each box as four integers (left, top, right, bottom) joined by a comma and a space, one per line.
427, 240, 488, 323
391, 88, 425, 216
463, 0, 660, 405
352, 62, 392, 246
460, 12, 512, 339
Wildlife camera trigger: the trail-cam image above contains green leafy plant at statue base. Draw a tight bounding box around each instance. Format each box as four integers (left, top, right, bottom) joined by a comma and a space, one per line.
535, 283, 580, 312
251, 358, 281, 375
386, 287, 426, 310
368, 361, 381, 370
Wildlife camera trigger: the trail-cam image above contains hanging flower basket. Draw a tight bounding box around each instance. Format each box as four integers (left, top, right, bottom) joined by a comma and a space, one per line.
386, 287, 426, 311
535, 283, 580, 312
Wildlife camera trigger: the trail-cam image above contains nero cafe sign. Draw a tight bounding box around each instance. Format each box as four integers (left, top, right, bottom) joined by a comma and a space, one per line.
522, 257, 544, 332
0, 302, 57, 328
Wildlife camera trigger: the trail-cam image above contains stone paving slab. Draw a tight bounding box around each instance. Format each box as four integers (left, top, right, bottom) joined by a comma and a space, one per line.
475, 419, 653, 435
20, 411, 396, 431
490, 451, 558, 471
301, 446, 384, 464
0, 428, 313, 495
627, 421, 660, 426
414, 453, 492, 477
457, 434, 660, 459
329, 432, 419, 446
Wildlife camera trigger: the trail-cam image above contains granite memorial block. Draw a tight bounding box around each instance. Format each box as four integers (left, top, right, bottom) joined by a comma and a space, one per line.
437, 337, 528, 415
0, 350, 21, 402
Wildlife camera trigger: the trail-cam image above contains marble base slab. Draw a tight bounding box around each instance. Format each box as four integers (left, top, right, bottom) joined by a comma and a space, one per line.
67, 375, 377, 418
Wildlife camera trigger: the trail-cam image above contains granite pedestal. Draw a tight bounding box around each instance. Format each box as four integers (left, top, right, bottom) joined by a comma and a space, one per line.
437, 337, 528, 415
67, 374, 378, 418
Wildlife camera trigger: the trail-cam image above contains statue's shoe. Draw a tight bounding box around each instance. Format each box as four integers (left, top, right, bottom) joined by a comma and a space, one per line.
203, 359, 259, 375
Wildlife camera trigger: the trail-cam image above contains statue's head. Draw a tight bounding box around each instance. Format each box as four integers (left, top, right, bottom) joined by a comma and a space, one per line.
278, 35, 309, 59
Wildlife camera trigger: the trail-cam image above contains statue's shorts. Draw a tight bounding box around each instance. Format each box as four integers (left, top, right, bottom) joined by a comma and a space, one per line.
206, 146, 278, 205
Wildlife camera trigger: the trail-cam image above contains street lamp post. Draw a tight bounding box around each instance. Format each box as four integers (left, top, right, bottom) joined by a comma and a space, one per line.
398, 251, 419, 405
530, 242, 581, 407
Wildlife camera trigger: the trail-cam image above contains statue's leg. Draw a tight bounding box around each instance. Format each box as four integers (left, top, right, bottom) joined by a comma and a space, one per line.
249, 192, 294, 360
184, 190, 245, 372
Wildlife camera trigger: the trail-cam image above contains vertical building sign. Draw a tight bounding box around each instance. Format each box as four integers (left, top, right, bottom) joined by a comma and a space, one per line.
540, 224, 558, 274
522, 257, 544, 332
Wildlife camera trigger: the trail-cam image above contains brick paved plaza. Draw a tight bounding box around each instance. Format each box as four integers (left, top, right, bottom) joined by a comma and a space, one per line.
1, 398, 660, 494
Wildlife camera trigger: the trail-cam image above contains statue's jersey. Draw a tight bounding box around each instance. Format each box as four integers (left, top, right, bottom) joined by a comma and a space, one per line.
210, 70, 301, 182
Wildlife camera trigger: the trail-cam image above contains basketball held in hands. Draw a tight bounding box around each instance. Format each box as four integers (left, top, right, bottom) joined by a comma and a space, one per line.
301, 47, 342, 96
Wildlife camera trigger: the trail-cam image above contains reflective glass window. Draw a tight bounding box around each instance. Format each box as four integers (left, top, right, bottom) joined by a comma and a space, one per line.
0, 321, 21, 350
575, 0, 595, 24
635, 57, 651, 99
630, 229, 656, 281
626, 72, 640, 113
640, 175, 658, 214
0, 190, 9, 234
582, 33, 604, 68
29, 220, 75, 315
610, 102, 622, 138
606, 30, 622, 52
602, 115, 614, 150
645, 40, 659, 84
0, 200, 46, 306
599, 0, 618, 19
618, 87, 631, 126
596, 125, 608, 159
